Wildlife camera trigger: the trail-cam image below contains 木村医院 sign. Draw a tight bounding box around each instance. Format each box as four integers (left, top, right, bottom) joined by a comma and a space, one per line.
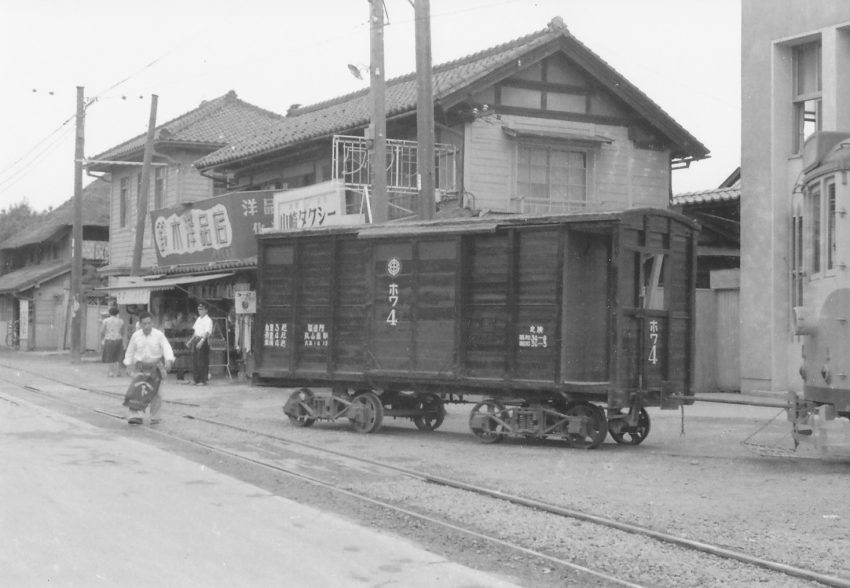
150, 190, 276, 266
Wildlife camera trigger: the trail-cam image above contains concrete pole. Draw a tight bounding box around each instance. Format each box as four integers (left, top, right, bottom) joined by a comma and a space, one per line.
415, 0, 435, 220
131, 95, 158, 276
369, 0, 388, 223
70, 87, 85, 363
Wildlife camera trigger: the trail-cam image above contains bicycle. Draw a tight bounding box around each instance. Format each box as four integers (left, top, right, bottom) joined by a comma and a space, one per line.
5, 320, 20, 349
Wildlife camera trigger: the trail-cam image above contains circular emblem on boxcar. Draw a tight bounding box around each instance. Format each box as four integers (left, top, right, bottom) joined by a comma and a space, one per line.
387, 257, 402, 277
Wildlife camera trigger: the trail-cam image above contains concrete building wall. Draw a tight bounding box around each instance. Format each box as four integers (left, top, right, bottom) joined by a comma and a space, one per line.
740, 0, 850, 392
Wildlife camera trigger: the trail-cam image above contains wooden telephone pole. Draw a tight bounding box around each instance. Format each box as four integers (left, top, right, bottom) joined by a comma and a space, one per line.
369, 0, 388, 223
415, 0, 435, 220
70, 87, 85, 363
131, 95, 158, 276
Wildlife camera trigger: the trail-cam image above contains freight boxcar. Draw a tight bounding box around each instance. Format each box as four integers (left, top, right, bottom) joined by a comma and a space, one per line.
253, 208, 697, 448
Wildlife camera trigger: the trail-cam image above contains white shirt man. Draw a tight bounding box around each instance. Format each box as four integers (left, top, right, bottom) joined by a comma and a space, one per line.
191, 303, 214, 385
123, 312, 175, 424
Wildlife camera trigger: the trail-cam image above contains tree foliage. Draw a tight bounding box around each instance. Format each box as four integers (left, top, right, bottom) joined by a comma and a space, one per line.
0, 200, 44, 244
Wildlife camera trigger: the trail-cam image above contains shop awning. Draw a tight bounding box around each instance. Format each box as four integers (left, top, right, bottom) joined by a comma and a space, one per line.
97, 272, 234, 305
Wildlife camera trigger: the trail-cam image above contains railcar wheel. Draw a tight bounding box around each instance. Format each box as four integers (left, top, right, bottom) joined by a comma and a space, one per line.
284, 388, 316, 427
469, 399, 507, 444
348, 391, 384, 434
565, 402, 607, 449
609, 407, 651, 445
412, 393, 445, 431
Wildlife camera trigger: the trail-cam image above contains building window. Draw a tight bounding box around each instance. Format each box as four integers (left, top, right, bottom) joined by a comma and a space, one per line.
154, 167, 165, 210
793, 41, 822, 153
516, 144, 587, 213
119, 177, 129, 227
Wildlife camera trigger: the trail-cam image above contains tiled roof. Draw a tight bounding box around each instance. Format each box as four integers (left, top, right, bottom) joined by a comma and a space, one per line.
89, 91, 282, 166
196, 17, 707, 169
672, 167, 741, 206
0, 259, 70, 294
672, 185, 740, 206
0, 179, 110, 250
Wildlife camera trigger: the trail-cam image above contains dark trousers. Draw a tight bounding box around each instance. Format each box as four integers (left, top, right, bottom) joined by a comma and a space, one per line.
193, 341, 210, 383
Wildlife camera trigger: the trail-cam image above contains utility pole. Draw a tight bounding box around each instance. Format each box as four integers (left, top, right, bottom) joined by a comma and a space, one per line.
415, 0, 435, 220
70, 86, 84, 363
132, 94, 158, 276
369, 0, 388, 223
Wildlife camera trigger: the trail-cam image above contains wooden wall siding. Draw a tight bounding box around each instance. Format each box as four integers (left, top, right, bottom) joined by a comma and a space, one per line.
333, 238, 370, 372
108, 153, 213, 271
413, 240, 458, 373
462, 233, 510, 376
463, 120, 514, 211
294, 240, 333, 372
254, 210, 696, 405
228, 154, 331, 192
561, 231, 611, 382
257, 243, 295, 371
463, 115, 671, 213
370, 241, 414, 371
514, 229, 560, 381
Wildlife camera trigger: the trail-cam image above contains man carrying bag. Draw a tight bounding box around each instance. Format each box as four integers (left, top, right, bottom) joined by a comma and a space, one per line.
123, 311, 175, 425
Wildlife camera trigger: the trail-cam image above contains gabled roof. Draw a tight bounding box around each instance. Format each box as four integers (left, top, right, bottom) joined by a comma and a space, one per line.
0, 179, 110, 250
196, 17, 708, 170
0, 259, 70, 294
88, 90, 282, 170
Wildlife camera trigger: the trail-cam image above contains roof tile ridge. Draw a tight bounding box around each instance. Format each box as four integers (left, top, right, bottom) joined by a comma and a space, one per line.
288, 21, 561, 118
92, 91, 235, 159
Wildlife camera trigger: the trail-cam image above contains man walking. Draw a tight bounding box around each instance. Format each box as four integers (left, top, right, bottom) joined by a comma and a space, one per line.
190, 302, 213, 386
123, 311, 174, 425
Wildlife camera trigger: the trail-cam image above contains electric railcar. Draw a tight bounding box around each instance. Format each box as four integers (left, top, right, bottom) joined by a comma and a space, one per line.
252, 207, 698, 449
790, 132, 850, 454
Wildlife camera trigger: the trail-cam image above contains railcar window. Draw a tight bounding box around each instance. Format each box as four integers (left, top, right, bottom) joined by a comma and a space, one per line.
791, 211, 804, 307
826, 178, 836, 271
809, 182, 822, 274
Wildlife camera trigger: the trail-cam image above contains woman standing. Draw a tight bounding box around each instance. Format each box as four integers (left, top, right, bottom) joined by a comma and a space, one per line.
101, 307, 125, 377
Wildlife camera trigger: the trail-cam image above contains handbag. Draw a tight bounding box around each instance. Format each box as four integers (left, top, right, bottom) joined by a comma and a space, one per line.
122, 366, 163, 411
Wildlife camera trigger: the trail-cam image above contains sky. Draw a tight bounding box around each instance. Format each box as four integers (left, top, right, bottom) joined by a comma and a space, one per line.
0, 0, 741, 213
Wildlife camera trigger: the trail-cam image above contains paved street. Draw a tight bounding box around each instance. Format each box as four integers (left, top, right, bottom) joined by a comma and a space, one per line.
0, 353, 520, 588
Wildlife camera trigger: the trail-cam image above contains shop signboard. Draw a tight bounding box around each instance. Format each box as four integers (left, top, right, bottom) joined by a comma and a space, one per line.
273, 180, 365, 230
150, 190, 276, 266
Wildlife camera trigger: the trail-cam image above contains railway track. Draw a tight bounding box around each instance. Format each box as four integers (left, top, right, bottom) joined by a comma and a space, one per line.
1, 363, 848, 588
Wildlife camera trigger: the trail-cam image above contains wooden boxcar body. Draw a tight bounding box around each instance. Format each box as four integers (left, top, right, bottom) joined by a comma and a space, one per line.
254, 208, 697, 447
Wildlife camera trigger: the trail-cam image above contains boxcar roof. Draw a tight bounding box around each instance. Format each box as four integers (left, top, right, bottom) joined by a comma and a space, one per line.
258, 207, 698, 242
